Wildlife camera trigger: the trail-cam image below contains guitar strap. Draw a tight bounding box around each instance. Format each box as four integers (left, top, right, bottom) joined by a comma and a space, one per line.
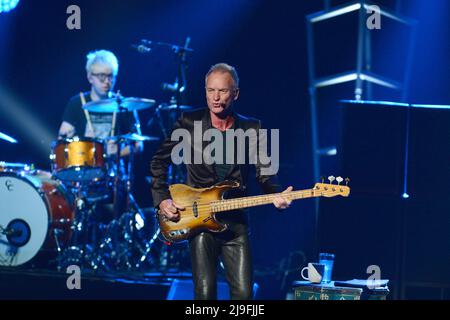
80, 92, 117, 137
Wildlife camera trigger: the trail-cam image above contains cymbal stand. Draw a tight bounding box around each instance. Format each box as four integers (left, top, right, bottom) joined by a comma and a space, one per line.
147, 104, 168, 138
112, 92, 124, 220
106, 106, 154, 270
125, 139, 158, 269
124, 138, 147, 240
110, 92, 147, 217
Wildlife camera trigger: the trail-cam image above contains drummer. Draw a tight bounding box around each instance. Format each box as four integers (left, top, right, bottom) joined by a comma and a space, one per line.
57, 49, 143, 156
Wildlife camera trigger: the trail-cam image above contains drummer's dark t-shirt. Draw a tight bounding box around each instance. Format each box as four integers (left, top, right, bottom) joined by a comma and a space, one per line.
62, 92, 137, 139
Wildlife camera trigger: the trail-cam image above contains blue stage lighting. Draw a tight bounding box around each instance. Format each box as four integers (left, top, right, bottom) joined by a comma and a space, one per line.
0, 0, 20, 13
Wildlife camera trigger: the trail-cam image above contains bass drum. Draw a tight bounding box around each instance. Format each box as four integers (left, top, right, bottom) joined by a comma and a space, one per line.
0, 170, 75, 267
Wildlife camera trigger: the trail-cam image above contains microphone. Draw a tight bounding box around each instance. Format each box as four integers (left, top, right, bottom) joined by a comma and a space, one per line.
161, 82, 179, 92
132, 44, 151, 53
8, 228, 23, 238
0, 226, 22, 238
184, 37, 191, 50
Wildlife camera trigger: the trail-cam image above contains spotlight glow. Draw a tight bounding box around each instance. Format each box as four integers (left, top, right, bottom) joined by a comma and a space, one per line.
0, 0, 20, 13
0, 84, 55, 155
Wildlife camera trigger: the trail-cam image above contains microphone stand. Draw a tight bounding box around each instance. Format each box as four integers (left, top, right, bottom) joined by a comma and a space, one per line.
136, 37, 192, 109
173, 37, 191, 107
142, 38, 192, 184
135, 38, 193, 271
167, 37, 191, 185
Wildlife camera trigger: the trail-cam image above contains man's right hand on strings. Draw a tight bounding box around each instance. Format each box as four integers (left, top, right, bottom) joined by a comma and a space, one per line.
159, 199, 185, 222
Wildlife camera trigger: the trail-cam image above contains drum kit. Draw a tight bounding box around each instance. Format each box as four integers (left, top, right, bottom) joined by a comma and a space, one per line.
0, 96, 192, 272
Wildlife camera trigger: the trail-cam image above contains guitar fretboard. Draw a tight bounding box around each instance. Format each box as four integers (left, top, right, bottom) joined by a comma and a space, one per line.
210, 186, 345, 212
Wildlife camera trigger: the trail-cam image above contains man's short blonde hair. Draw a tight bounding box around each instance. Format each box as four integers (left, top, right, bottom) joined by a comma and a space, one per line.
205, 63, 239, 88
85, 50, 119, 76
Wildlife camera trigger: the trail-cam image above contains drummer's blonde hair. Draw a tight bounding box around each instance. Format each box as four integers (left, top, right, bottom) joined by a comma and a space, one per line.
85, 50, 119, 76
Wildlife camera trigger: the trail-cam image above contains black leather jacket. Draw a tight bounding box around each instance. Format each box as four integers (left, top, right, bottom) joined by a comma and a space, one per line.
150, 108, 282, 210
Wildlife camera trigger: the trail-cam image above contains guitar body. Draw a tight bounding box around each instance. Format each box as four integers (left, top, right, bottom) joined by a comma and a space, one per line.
158, 181, 240, 243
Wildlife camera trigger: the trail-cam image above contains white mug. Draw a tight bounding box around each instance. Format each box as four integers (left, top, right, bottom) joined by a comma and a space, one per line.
301, 263, 325, 283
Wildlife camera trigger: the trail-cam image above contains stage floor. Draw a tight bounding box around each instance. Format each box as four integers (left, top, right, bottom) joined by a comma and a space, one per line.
0, 267, 199, 300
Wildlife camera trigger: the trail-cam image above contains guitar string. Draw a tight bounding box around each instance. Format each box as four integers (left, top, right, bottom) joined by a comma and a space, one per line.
171, 188, 348, 212
168, 189, 347, 222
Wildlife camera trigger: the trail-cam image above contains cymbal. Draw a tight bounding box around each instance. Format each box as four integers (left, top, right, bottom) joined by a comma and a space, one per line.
159, 104, 193, 111
83, 97, 156, 113
106, 133, 159, 142
0, 161, 30, 169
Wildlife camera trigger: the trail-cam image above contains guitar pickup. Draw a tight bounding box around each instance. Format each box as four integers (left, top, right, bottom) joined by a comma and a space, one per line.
193, 201, 198, 218
169, 229, 190, 237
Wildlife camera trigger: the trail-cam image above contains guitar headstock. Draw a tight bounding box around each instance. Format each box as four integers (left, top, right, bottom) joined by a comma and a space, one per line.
314, 176, 350, 197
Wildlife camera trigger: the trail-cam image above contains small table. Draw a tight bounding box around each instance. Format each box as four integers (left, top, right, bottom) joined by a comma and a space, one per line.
292, 281, 389, 300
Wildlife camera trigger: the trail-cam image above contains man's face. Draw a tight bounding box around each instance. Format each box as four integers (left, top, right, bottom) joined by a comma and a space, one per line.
205, 71, 239, 116
87, 63, 116, 98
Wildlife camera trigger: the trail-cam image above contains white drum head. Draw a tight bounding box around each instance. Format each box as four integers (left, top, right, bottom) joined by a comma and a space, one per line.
0, 175, 49, 266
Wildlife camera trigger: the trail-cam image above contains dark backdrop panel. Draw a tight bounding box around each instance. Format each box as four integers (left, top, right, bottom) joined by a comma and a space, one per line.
404, 199, 450, 285
338, 102, 407, 197
407, 107, 450, 198
320, 101, 450, 299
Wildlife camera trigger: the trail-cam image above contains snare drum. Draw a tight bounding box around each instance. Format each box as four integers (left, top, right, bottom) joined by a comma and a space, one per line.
51, 137, 106, 182
0, 170, 75, 267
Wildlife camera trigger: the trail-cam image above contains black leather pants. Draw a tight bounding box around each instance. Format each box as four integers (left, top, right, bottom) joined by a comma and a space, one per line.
189, 231, 253, 300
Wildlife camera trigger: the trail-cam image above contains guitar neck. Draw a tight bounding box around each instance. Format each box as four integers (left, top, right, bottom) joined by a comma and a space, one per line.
211, 187, 332, 212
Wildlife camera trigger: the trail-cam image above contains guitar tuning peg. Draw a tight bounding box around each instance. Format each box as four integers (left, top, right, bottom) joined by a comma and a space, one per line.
345, 177, 350, 186
321, 176, 325, 183
336, 176, 343, 185
328, 175, 335, 184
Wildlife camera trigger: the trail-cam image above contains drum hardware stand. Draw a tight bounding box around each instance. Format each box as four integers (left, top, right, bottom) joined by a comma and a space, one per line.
0, 248, 17, 266
0, 226, 18, 266
109, 91, 145, 220
135, 224, 160, 269
112, 91, 125, 220
53, 229, 63, 253
56, 182, 100, 270
53, 228, 68, 271
145, 104, 188, 272
115, 140, 156, 270
95, 94, 154, 271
